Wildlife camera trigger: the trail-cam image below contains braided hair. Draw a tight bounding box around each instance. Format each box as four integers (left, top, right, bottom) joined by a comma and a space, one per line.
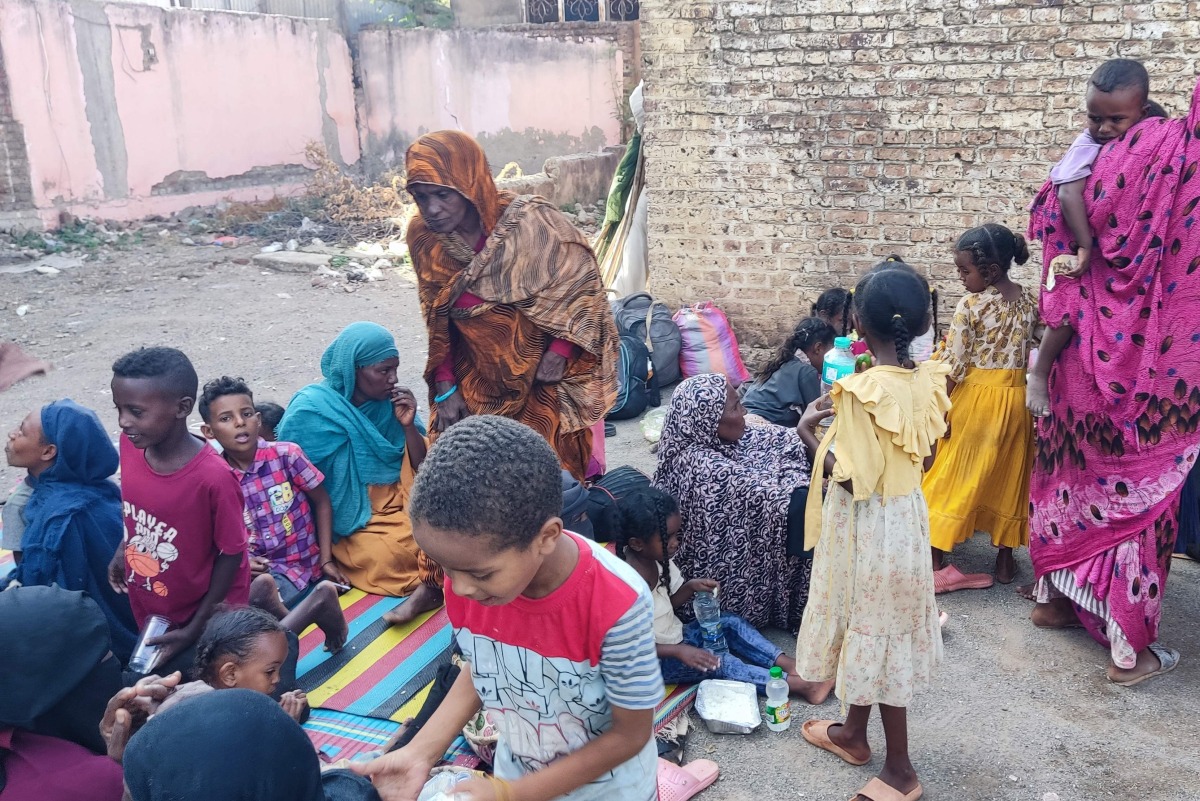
955, 223, 1030, 280
756, 317, 836, 383
613, 487, 680, 591
194, 608, 287, 684
853, 267, 932, 369
867, 255, 940, 341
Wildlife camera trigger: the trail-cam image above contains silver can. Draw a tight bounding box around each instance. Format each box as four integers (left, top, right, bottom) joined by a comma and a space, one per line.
127, 615, 170, 674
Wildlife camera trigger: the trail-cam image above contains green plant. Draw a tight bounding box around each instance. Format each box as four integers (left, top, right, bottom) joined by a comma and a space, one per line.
372, 0, 454, 28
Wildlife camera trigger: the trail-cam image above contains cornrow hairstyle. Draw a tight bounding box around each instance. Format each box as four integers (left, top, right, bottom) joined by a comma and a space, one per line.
854, 268, 932, 369
867, 255, 940, 339
194, 608, 286, 684
955, 223, 1031, 278
198, 376, 254, 423
811, 287, 850, 322
1090, 59, 1149, 103
409, 415, 562, 551
613, 487, 679, 592
756, 317, 837, 383
112, 346, 199, 400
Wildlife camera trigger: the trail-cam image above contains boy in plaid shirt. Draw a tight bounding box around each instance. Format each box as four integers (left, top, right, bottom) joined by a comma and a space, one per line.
200, 377, 348, 651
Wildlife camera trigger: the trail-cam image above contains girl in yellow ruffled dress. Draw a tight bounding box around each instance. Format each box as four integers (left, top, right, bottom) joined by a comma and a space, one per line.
795, 267, 950, 801
923, 223, 1040, 591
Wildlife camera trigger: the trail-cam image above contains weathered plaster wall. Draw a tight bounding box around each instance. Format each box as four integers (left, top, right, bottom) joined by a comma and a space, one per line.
452, 0, 524, 27
0, 0, 360, 226
640, 0, 1200, 353
356, 26, 624, 175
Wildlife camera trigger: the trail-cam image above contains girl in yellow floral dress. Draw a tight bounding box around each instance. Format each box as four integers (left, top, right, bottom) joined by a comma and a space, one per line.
795, 267, 950, 801
923, 223, 1041, 591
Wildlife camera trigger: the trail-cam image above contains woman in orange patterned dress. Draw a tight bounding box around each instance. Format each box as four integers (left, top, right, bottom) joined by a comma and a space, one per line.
405, 131, 618, 479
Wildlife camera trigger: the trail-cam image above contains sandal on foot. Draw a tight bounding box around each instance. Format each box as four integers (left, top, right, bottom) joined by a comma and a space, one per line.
852, 777, 923, 801
932, 564, 994, 594
801, 719, 870, 766
1110, 644, 1181, 687
657, 758, 718, 801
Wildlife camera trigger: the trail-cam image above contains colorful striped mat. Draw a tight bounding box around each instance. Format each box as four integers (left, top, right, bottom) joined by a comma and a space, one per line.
0, 548, 12, 575
296, 589, 453, 722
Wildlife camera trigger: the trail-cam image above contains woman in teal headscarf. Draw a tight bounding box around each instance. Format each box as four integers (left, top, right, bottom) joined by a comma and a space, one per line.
278, 322, 441, 624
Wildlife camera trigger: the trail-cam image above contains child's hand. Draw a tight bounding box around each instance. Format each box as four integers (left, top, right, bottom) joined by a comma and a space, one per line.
147, 623, 200, 667
676, 645, 721, 672
391, 386, 419, 427
798, 395, 834, 434
249, 556, 271, 576
108, 551, 128, 594
350, 747, 437, 801
280, 690, 308, 722
322, 560, 351, 588
684, 578, 719, 595
451, 778, 505, 801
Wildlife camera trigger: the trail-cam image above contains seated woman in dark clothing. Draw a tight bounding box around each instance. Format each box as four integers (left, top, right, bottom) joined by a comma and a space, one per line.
655, 374, 814, 631
0, 586, 125, 801
742, 317, 835, 427
3, 399, 137, 661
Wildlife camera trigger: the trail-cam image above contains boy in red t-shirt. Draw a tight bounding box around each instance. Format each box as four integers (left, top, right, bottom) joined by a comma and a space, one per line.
106, 347, 251, 677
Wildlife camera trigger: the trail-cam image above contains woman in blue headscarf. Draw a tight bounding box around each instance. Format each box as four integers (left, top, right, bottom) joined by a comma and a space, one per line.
278, 322, 440, 624
4, 399, 137, 661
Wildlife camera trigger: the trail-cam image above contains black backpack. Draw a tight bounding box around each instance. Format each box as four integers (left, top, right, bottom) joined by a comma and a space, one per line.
607, 334, 659, 420
611, 292, 682, 386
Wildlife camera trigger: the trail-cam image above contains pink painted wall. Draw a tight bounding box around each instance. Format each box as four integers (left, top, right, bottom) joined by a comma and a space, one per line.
357, 27, 624, 174
0, 0, 359, 225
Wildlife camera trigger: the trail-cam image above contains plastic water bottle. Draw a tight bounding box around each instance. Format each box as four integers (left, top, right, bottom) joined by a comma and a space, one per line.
819, 336, 856, 428
764, 666, 791, 732
692, 591, 728, 655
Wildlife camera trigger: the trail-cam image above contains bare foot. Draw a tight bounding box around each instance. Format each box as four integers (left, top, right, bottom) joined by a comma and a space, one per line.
249, 573, 289, 620
281, 582, 349, 651
995, 547, 1016, 585
1031, 598, 1081, 629
1026, 373, 1051, 417
1016, 582, 1037, 601
774, 654, 799, 674
382, 584, 444, 627
789, 677, 836, 704
825, 722, 871, 765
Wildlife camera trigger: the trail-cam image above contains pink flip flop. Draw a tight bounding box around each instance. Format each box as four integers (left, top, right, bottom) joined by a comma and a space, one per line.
933, 564, 994, 594
657, 757, 719, 801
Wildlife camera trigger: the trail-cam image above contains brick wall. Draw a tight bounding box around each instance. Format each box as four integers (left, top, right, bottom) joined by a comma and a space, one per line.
0, 44, 34, 212
639, 0, 1200, 355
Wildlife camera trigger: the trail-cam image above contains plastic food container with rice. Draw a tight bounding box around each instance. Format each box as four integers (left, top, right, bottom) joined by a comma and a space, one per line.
695, 679, 761, 734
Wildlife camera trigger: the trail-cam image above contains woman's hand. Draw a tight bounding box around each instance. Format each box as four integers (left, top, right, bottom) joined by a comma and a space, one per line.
676, 645, 721, 672
797, 394, 834, 434
350, 747, 438, 801
433, 385, 470, 432
100, 672, 183, 762
535, 350, 569, 384
391, 386, 419, 428
280, 690, 308, 723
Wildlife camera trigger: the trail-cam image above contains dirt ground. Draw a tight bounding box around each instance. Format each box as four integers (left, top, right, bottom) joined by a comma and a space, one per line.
1, 238, 1197, 801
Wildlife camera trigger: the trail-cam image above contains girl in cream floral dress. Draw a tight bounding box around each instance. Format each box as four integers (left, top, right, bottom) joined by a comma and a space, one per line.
794, 267, 950, 801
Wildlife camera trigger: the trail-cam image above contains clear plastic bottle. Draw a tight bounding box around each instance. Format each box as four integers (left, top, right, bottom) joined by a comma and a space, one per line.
764, 666, 791, 732
819, 336, 856, 428
691, 591, 728, 655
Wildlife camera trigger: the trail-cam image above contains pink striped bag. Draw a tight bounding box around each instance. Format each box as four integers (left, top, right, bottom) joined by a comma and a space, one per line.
672, 302, 751, 386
